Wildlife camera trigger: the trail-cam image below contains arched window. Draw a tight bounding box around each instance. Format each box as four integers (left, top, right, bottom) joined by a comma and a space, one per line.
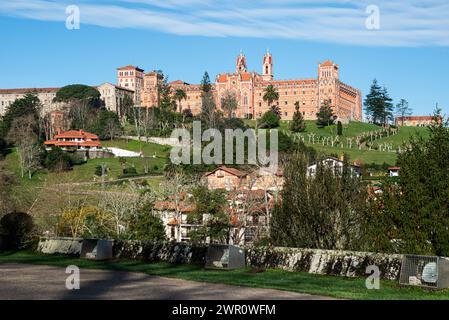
265, 65, 269, 74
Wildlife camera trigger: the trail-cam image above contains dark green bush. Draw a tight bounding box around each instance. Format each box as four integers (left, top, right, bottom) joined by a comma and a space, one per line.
0, 212, 35, 250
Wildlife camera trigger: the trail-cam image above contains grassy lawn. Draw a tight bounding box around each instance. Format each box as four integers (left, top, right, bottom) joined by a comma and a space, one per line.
311, 145, 398, 166
373, 126, 429, 148
1, 251, 448, 300
2, 139, 171, 186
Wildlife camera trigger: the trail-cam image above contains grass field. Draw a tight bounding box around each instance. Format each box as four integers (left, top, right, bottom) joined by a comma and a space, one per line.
373, 126, 429, 148
1, 251, 448, 300
1, 139, 171, 189
244, 120, 430, 165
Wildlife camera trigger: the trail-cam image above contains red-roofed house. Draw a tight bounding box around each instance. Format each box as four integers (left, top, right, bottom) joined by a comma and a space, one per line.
44, 130, 102, 153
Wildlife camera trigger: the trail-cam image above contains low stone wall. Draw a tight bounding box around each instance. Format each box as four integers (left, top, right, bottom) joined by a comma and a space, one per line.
35, 237, 403, 280
246, 246, 403, 280
113, 240, 207, 265
37, 237, 84, 255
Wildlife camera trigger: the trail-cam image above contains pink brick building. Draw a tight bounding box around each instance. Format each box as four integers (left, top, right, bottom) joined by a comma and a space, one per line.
126, 51, 362, 122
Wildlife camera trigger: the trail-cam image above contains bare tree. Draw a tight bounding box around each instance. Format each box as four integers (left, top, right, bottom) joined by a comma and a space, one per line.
6, 115, 42, 179
98, 187, 139, 238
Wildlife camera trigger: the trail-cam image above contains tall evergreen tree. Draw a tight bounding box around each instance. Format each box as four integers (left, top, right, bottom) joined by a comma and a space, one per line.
201, 72, 212, 93
379, 109, 449, 255
290, 101, 306, 132
316, 99, 335, 127
200, 72, 218, 128
364, 79, 394, 125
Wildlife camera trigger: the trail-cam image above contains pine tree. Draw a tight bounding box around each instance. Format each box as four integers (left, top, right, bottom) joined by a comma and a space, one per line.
201, 72, 212, 93
364, 79, 394, 126
290, 101, 306, 132
316, 99, 335, 127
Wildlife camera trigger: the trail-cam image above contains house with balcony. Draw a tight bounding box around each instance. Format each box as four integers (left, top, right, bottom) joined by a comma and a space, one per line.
44, 130, 105, 158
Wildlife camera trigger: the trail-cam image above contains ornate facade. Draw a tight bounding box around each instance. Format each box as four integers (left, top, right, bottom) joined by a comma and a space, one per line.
134, 51, 362, 122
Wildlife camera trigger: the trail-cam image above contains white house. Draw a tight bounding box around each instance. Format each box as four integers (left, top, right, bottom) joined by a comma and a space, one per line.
307, 156, 361, 178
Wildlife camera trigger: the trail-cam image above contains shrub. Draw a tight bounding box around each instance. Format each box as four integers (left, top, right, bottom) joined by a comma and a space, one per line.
337, 121, 343, 135
44, 147, 73, 172
123, 167, 137, 175
258, 111, 279, 129
0, 212, 35, 249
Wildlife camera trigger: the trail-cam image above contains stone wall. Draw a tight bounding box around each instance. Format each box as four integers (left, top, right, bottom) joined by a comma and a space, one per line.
36, 237, 207, 265
37, 237, 84, 255
113, 240, 207, 265
35, 237, 404, 280
247, 246, 403, 280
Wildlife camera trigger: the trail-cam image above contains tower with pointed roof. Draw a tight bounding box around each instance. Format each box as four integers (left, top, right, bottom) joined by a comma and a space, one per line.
262, 49, 273, 81
236, 50, 247, 73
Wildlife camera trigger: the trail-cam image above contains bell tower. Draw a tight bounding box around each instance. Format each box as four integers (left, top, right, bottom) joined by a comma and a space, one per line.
236, 50, 247, 73
262, 49, 273, 81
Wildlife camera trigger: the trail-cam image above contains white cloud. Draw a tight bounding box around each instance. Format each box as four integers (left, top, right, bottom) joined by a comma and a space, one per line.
0, 0, 448, 46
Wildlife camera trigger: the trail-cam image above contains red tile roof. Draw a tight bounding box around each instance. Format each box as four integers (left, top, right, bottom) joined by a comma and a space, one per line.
117, 65, 144, 72
0, 87, 60, 94
204, 166, 248, 178
388, 166, 401, 170
321, 60, 334, 67
396, 116, 435, 121
54, 130, 99, 140
217, 74, 228, 83
154, 201, 195, 213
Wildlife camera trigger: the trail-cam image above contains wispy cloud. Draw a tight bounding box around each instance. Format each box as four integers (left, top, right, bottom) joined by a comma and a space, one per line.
0, 0, 448, 46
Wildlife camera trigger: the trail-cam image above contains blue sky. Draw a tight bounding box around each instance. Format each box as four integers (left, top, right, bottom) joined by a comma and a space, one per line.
1, 0, 449, 116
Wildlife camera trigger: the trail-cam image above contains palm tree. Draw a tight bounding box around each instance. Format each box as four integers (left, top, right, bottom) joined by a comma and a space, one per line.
173, 89, 187, 113
263, 85, 279, 108
220, 91, 238, 119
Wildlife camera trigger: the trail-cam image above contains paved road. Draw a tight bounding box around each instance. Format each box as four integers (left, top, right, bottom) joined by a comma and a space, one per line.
0, 263, 334, 300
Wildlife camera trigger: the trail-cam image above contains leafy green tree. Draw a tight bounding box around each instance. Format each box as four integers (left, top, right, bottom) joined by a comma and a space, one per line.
132, 199, 167, 241
54, 84, 101, 103
271, 153, 368, 250
2, 94, 41, 136
173, 89, 187, 113
44, 147, 73, 172
378, 109, 449, 255
316, 99, 335, 127
262, 85, 279, 108
55, 84, 104, 130
364, 79, 394, 126
188, 186, 230, 244
91, 110, 122, 140
290, 101, 306, 132
0, 212, 35, 249
220, 91, 238, 119
258, 110, 279, 129
337, 121, 343, 135
395, 99, 412, 125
